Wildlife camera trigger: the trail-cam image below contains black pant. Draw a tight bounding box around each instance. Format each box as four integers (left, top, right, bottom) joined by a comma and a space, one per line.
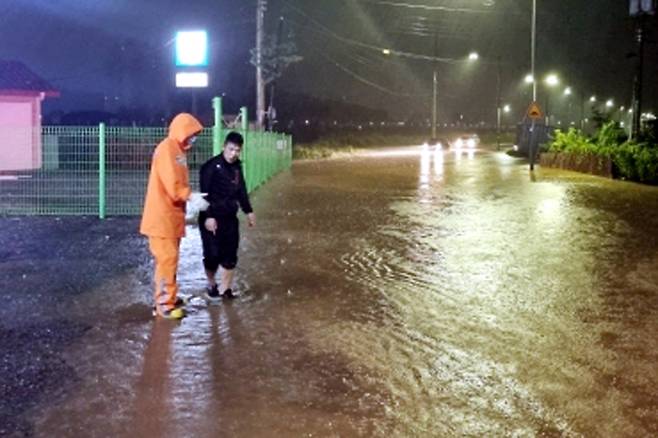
199, 215, 240, 271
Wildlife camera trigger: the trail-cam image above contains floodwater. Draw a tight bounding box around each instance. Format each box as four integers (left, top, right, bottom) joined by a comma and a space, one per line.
4, 145, 658, 437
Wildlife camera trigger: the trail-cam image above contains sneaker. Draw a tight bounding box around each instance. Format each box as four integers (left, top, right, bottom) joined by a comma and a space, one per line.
203, 285, 222, 303
156, 307, 186, 320
222, 288, 237, 299
152, 297, 185, 315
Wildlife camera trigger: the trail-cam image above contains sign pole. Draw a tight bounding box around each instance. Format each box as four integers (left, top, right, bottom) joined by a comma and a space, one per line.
525, 101, 544, 171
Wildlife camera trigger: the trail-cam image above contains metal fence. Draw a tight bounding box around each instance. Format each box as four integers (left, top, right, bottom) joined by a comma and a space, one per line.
0, 99, 292, 217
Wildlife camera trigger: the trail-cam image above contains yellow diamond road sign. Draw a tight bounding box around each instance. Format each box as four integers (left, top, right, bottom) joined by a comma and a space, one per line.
527, 101, 544, 120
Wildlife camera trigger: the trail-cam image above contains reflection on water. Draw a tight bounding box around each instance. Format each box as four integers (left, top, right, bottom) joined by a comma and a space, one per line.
319, 149, 658, 436
31, 147, 658, 436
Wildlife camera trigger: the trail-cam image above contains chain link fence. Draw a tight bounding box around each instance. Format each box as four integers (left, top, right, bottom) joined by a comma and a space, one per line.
0, 121, 292, 217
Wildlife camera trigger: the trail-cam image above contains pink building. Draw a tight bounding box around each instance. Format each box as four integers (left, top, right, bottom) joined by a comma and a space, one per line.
0, 60, 59, 172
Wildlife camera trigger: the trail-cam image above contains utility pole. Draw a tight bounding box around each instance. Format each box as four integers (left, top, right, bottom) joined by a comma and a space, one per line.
531, 0, 537, 102
267, 16, 285, 132
629, 0, 655, 139
431, 32, 438, 140
432, 70, 438, 140
529, 0, 537, 171
579, 91, 585, 131
256, 0, 267, 130
496, 56, 502, 150
631, 16, 646, 139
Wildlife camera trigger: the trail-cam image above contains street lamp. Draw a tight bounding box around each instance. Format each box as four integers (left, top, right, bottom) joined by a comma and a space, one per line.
504, 104, 511, 113
545, 74, 559, 87
431, 51, 478, 141
527, 0, 538, 171
544, 74, 559, 124
563, 87, 573, 126
606, 99, 614, 108
522, 74, 535, 103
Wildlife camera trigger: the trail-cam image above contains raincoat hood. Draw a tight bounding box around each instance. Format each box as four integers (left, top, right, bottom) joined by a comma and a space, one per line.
168, 113, 203, 145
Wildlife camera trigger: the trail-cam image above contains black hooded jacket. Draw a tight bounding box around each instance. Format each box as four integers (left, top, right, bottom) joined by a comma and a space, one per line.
199, 153, 253, 220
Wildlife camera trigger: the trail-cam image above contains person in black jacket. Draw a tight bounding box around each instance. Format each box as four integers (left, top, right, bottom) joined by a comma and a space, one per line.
198, 131, 255, 301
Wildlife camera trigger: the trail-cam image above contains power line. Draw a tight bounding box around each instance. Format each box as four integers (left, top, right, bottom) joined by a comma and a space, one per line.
281, 0, 466, 65
356, 0, 494, 14
321, 53, 424, 98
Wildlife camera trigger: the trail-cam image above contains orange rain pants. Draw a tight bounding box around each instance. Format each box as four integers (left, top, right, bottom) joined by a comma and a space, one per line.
140, 113, 203, 315
148, 237, 181, 312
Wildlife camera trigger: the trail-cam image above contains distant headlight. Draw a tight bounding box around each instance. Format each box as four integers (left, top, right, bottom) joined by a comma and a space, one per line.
455, 138, 463, 148
467, 138, 476, 148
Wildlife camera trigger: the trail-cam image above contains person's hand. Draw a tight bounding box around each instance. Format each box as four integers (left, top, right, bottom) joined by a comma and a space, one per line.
188, 192, 209, 212
247, 212, 256, 228
205, 217, 218, 235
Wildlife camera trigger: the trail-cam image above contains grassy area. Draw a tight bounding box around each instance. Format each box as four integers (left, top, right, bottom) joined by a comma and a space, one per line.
293, 133, 428, 160
478, 131, 516, 145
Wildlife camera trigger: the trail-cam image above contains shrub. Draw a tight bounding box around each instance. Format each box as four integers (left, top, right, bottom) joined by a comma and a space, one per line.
548, 123, 658, 184
596, 122, 627, 149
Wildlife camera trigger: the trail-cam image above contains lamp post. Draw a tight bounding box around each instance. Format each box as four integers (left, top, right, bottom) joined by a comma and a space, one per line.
496, 56, 502, 150
502, 104, 511, 129
544, 73, 559, 125
530, 0, 537, 102
431, 32, 438, 140
430, 50, 478, 140
580, 95, 596, 131
563, 86, 572, 125
432, 69, 438, 140
527, 0, 538, 171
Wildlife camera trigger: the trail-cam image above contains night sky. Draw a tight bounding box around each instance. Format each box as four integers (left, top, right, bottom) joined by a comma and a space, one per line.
1, 0, 655, 124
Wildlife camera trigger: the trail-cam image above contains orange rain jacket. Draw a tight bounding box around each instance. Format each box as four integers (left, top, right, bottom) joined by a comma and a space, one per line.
140, 113, 203, 238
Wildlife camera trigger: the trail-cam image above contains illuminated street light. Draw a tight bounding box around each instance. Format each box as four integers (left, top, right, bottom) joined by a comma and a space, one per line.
524, 74, 534, 84
503, 104, 511, 113
545, 74, 559, 87
382, 49, 391, 55
468, 52, 479, 61
606, 99, 614, 108
564, 87, 572, 96
590, 95, 597, 102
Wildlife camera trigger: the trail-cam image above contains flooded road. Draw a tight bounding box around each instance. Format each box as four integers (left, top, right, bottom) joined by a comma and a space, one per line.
5, 145, 658, 437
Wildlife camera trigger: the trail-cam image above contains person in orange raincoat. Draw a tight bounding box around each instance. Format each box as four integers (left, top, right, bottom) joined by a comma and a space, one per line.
140, 113, 208, 319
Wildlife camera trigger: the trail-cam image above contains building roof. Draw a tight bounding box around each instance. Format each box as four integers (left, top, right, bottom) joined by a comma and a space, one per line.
0, 60, 59, 97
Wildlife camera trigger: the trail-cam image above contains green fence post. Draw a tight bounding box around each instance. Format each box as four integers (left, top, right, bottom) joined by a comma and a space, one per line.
212, 97, 222, 156
98, 123, 106, 219
239, 106, 250, 191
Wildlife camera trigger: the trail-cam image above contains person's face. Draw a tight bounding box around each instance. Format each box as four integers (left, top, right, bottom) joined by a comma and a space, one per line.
223, 142, 242, 163
183, 134, 198, 151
